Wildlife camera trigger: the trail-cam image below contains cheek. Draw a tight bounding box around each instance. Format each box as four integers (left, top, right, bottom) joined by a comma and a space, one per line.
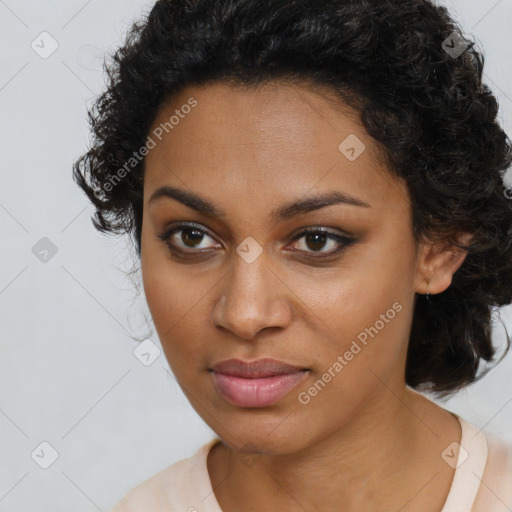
293, 236, 414, 338
294, 294, 412, 429
140, 245, 216, 373
290, 240, 415, 391
141, 226, 198, 330
302, 277, 410, 382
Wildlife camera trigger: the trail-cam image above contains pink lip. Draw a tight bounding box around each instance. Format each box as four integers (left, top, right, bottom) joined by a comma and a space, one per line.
211, 357, 308, 378
210, 358, 310, 407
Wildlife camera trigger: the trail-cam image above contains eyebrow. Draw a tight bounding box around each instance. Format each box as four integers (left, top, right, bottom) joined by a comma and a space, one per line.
148, 185, 371, 223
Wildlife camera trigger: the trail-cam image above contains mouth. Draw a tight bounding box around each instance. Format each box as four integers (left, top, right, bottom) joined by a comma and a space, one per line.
209, 358, 311, 407
210, 357, 310, 378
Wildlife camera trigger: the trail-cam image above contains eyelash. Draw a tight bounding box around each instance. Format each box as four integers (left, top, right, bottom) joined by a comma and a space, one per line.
157, 222, 356, 260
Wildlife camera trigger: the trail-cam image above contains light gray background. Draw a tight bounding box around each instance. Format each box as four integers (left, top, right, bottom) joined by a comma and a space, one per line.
1, 1, 511, 511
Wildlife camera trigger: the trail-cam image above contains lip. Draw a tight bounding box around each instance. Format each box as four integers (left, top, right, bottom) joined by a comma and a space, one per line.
210, 358, 309, 378
210, 358, 310, 407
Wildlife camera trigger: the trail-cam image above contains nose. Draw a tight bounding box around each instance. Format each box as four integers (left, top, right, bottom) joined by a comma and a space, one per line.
211, 253, 293, 340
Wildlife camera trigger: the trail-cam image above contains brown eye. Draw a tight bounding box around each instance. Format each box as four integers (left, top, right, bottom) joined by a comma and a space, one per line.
288, 228, 355, 257
179, 228, 208, 248
158, 224, 355, 260
157, 223, 220, 254
302, 232, 330, 251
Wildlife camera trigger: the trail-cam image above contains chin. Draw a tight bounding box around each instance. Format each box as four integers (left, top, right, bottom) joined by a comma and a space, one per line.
213, 421, 315, 457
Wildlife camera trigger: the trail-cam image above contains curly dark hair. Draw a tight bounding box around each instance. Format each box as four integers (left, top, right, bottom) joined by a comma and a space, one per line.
73, 0, 512, 397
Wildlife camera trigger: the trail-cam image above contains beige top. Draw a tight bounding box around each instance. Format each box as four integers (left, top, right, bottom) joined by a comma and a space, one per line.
110, 414, 512, 511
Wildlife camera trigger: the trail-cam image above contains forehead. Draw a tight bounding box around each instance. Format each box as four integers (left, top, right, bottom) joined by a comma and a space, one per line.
143, 80, 410, 217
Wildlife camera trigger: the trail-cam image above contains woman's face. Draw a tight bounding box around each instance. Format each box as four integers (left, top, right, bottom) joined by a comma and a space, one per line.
140, 80, 429, 454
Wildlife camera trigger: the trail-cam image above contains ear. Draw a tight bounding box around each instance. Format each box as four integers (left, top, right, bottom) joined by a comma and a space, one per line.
414, 232, 473, 295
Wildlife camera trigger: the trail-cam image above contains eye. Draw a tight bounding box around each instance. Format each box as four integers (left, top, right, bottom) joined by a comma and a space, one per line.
157, 223, 356, 259
287, 228, 355, 257
157, 223, 219, 255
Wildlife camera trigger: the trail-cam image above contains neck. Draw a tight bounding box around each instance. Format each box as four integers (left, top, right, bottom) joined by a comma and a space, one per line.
208, 386, 460, 512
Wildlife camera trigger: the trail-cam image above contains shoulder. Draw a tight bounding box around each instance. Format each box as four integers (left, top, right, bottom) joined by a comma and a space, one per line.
109, 438, 220, 512
474, 430, 512, 511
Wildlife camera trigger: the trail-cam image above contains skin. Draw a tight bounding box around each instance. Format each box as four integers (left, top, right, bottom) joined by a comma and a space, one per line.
140, 80, 470, 512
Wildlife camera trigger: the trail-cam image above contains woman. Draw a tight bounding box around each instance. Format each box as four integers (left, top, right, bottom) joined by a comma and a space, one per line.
73, 0, 512, 510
